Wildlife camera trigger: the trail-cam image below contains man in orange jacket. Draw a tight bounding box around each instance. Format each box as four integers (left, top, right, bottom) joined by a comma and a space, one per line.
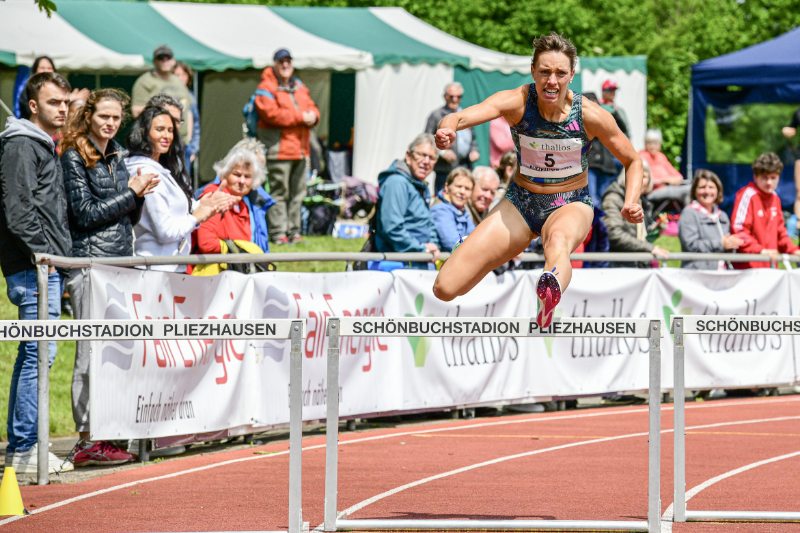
255, 49, 320, 245
731, 152, 800, 268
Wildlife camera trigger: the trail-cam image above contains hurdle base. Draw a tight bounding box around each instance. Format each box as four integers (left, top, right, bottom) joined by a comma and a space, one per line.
686, 510, 800, 522
336, 519, 648, 531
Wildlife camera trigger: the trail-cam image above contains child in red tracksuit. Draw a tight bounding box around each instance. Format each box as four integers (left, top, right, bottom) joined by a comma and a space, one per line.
730, 152, 800, 268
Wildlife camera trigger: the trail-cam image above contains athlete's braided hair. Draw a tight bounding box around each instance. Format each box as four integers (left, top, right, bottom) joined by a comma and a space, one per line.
531, 32, 578, 71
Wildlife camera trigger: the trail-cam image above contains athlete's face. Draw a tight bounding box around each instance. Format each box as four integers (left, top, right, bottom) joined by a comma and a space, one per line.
532, 52, 574, 105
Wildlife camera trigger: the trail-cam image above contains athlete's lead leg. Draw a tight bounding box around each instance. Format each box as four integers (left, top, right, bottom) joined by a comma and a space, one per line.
433, 198, 534, 302
535, 201, 593, 327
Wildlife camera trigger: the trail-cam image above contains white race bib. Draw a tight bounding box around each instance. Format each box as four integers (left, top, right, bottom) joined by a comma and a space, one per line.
518, 135, 583, 180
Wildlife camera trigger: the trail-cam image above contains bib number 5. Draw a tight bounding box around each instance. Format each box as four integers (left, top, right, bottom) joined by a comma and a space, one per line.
544, 153, 555, 168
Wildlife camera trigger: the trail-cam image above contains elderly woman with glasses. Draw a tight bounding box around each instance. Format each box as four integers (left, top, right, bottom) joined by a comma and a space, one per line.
375, 133, 441, 269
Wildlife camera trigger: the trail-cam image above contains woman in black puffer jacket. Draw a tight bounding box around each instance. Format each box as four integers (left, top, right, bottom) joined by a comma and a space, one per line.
60, 88, 159, 465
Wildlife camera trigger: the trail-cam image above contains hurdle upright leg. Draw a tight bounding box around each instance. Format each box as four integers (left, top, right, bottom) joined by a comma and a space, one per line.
672, 318, 685, 523
324, 318, 340, 532
647, 320, 662, 533
36, 263, 50, 485
289, 320, 305, 533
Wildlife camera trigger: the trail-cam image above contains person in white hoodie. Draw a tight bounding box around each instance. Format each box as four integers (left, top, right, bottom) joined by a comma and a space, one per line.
125, 106, 232, 272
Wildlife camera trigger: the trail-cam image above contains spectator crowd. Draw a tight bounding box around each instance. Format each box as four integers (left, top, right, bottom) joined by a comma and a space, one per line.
2, 47, 798, 474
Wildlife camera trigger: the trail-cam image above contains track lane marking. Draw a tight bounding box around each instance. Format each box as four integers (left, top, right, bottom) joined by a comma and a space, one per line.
661, 449, 800, 532
2, 396, 798, 527
688, 431, 800, 437
412, 434, 612, 439
313, 415, 800, 532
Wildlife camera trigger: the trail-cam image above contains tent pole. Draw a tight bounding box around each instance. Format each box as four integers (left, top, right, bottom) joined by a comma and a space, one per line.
192, 70, 200, 190
687, 87, 693, 179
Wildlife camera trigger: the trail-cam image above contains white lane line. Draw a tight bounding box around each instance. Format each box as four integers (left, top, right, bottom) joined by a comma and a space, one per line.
661, 449, 800, 532
313, 415, 800, 533
3, 396, 797, 527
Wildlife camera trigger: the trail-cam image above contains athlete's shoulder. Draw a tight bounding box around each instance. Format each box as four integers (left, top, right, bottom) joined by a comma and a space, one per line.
580, 95, 611, 123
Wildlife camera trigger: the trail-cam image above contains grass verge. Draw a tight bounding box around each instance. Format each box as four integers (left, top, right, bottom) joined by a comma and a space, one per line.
0, 276, 76, 440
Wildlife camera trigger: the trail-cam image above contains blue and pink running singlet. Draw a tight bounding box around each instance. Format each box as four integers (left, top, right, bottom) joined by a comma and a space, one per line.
510, 84, 593, 185
504, 85, 594, 236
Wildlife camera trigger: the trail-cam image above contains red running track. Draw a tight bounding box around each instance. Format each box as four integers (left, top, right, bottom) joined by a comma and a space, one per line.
2, 396, 800, 532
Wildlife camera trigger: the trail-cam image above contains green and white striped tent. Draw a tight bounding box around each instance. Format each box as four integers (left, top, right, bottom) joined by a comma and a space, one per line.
0, 0, 647, 183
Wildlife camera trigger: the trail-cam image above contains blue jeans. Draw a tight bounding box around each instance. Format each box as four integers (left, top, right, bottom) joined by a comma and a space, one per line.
5, 269, 63, 452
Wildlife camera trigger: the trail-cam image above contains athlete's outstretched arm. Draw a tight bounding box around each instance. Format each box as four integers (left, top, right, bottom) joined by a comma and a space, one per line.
583, 98, 644, 224
435, 86, 527, 151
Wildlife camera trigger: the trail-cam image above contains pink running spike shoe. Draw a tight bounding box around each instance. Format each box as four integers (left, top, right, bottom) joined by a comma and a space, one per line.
536, 270, 562, 328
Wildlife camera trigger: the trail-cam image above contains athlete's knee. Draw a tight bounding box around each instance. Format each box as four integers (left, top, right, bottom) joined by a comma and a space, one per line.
544, 230, 569, 254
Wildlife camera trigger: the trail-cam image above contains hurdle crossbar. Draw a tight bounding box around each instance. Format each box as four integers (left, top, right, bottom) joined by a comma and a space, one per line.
324, 316, 663, 533
672, 316, 800, 524
0, 318, 308, 533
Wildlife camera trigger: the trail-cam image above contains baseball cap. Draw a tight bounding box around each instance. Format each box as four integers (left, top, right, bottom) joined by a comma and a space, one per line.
153, 45, 174, 59
602, 79, 619, 90
273, 49, 292, 61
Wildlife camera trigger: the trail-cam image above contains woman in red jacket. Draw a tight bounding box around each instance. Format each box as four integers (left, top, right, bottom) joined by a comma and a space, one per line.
196, 147, 267, 254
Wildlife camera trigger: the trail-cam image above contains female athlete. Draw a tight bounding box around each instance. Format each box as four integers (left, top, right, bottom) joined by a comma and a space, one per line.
432, 32, 644, 328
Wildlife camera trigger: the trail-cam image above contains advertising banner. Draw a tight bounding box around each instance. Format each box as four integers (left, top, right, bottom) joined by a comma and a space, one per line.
656, 269, 795, 389
88, 265, 799, 440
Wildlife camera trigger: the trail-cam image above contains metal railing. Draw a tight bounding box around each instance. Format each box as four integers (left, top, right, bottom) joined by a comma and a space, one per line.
33, 251, 800, 269
23, 250, 796, 485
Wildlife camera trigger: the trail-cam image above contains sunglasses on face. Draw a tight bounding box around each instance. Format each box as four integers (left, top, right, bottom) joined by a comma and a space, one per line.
155, 55, 172, 61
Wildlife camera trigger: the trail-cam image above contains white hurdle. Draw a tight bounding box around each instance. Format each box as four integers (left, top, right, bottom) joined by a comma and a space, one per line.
324, 317, 663, 533
0, 318, 307, 533
672, 316, 800, 524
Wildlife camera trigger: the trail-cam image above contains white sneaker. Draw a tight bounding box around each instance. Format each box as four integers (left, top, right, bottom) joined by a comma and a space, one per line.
8, 444, 74, 474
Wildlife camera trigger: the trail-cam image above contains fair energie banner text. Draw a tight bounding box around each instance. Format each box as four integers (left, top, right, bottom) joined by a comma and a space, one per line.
88, 265, 799, 440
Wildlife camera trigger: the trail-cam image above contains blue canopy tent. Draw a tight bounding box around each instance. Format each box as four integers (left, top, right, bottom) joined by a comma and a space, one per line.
686, 27, 800, 211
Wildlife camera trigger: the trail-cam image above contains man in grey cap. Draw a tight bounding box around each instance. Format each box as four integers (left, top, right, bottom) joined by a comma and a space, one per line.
131, 44, 193, 144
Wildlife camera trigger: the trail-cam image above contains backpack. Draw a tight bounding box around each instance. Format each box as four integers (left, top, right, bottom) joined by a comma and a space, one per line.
242, 89, 272, 138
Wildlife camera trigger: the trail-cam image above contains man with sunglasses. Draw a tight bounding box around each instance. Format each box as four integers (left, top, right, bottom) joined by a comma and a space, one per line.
425, 82, 480, 195
131, 45, 193, 144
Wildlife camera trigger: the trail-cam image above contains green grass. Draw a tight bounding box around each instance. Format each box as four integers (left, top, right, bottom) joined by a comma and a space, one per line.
0, 277, 77, 440
654, 235, 682, 268
270, 235, 367, 272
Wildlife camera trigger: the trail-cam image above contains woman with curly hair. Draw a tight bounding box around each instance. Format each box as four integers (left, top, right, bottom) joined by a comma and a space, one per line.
61, 88, 159, 466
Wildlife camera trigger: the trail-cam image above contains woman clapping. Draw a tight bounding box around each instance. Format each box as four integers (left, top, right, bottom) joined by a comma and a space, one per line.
125, 106, 233, 272
61, 88, 158, 466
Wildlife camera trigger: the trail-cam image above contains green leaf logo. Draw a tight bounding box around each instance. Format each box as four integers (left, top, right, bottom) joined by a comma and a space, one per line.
529, 141, 538, 150
664, 289, 691, 340
672, 290, 682, 308
406, 293, 433, 367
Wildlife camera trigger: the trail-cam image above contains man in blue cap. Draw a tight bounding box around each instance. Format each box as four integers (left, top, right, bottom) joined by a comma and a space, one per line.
254, 48, 320, 245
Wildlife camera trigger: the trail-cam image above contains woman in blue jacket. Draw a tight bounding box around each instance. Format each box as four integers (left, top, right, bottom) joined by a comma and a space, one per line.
431, 167, 476, 251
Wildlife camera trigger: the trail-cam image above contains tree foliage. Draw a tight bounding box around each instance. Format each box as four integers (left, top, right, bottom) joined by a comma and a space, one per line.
181, 0, 800, 162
